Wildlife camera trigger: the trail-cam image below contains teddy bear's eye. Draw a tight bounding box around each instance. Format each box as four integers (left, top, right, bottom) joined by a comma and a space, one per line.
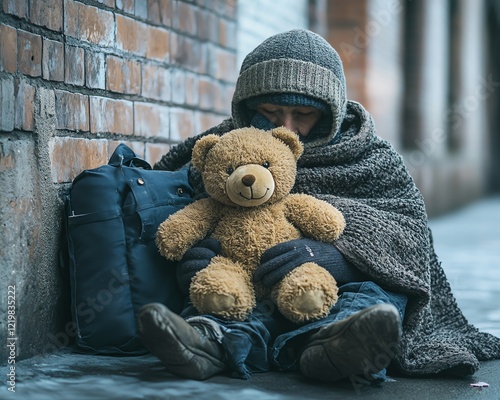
262, 162, 270, 169
226, 166, 234, 175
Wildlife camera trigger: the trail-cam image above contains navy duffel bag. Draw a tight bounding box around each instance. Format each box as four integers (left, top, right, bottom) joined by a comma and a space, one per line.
64, 144, 193, 354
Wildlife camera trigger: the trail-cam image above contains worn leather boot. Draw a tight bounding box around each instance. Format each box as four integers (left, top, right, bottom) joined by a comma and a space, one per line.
299, 303, 402, 382
137, 303, 226, 380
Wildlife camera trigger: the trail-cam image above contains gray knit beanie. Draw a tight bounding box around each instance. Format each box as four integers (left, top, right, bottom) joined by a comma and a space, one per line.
232, 29, 348, 147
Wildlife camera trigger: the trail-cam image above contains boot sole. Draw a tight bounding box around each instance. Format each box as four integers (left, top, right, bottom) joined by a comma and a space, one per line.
300, 303, 402, 382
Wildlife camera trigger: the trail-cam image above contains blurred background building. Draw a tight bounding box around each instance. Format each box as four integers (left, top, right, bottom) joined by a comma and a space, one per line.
237, 0, 500, 216
1, 0, 499, 360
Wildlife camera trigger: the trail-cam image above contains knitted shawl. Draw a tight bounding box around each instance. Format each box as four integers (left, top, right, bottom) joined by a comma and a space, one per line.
154, 101, 500, 376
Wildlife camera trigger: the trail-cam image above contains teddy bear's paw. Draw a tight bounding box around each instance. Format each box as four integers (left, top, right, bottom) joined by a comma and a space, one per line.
290, 290, 329, 315
155, 232, 185, 261
274, 263, 339, 324
189, 263, 256, 321
203, 292, 236, 313
278, 289, 333, 323
191, 289, 254, 321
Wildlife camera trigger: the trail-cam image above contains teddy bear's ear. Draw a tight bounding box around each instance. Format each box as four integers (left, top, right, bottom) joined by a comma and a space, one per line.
192, 134, 220, 171
270, 127, 304, 160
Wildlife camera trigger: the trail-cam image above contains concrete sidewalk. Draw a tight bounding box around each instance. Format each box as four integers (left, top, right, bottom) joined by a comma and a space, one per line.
429, 196, 500, 339
3, 197, 500, 400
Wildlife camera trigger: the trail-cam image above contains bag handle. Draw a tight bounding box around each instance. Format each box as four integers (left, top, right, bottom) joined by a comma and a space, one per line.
108, 143, 152, 170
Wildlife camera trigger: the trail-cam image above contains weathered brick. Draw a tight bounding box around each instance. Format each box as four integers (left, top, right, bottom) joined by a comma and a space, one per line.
197, 9, 218, 42
39, 86, 55, 122
65, 45, 85, 86
96, 0, 115, 7
145, 142, 170, 166
185, 72, 199, 107
17, 30, 42, 77
228, 0, 237, 19
106, 55, 141, 95
220, 0, 237, 20
171, 68, 186, 105
198, 43, 208, 75
90, 96, 133, 135
174, 1, 197, 36
85, 50, 105, 89
116, 0, 134, 13
196, 9, 210, 41
147, 0, 173, 26
171, 33, 207, 73
3, 0, 28, 18
146, 26, 169, 62
42, 38, 64, 81
209, 46, 237, 82
223, 84, 234, 113
217, 85, 230, 114
116, 14, 148, 57
0, 24, 17, 73
134, 102, 169, 137
219, 19, 236, 50
54, 90, 89, 131
29, 0, 63, 32
15, 79, 35, 131
48, 137, 107, 183
170, 107, 196, 141
197, 110, 225, 133
198, 77, 220, 111
0, 76, 15, 131
64, 0, 114, 47
141, 64, 171, 101
135, 0, 148, 19
0, 142, 15, 172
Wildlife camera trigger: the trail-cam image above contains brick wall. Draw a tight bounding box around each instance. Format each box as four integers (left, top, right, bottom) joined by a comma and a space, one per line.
0, 0, 237, 360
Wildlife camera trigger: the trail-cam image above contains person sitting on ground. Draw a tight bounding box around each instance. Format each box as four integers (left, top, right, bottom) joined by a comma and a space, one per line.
137, 29, 500, 383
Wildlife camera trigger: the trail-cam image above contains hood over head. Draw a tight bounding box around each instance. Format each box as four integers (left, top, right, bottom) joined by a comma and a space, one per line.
232, 29, 348, 147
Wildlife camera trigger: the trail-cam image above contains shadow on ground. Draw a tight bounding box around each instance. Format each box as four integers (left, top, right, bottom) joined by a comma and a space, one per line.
6, 350, 500, 400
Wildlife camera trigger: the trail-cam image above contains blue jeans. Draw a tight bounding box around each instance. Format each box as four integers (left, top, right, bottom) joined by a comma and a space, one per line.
180, 281, 408, 380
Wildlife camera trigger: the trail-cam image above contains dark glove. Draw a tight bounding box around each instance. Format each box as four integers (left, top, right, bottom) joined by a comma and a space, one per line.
176, 238, 221, 295
254, 238, 367, 288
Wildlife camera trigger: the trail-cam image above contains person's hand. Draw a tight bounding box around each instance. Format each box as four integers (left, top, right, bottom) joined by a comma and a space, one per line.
254, 238, 367, 288
254, 238, 336, 288
176, 238, 221, 294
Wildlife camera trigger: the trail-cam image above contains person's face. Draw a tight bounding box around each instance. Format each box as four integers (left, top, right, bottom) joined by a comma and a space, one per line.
255, 103, 322, 137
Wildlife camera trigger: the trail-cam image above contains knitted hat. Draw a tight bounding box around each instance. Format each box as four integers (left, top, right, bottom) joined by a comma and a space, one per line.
232, 29, 347, 147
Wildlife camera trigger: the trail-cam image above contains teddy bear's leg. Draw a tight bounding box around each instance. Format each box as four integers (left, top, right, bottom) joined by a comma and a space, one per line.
273, 263, 338, 324
189, 256, 256, 321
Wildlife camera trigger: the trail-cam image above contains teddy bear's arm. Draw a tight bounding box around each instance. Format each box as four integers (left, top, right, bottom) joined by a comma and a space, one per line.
156, 198, 221, 261
284, 194, 346, 242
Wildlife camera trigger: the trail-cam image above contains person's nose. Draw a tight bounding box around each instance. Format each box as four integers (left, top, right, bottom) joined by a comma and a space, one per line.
281, 113, 299, 135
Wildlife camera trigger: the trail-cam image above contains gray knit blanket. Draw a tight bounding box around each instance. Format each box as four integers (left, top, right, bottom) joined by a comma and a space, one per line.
155, 101, 500, 376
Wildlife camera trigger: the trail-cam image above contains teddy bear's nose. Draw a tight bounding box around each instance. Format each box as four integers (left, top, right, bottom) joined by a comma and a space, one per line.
242, 174, 256, 187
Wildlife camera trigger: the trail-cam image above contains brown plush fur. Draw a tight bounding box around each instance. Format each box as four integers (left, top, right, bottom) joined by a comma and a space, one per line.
156, 127, 346, 323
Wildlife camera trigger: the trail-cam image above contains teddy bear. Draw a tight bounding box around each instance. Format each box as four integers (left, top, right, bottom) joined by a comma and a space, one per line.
156, 127, 346, 324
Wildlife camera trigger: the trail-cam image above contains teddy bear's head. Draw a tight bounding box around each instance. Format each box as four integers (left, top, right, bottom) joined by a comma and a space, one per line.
192, 127, 303, 207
